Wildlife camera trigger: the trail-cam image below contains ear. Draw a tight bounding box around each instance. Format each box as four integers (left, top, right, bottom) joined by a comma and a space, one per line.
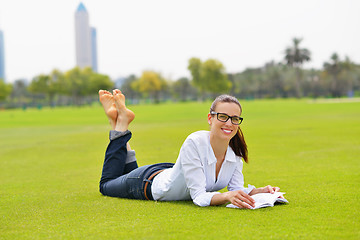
207, 113, 212, 125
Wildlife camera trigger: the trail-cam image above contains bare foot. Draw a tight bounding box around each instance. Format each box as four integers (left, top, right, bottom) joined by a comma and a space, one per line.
113, 90, 135, 132
99, 90, 117, 129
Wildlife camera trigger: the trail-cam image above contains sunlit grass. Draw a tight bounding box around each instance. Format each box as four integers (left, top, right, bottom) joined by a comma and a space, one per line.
0, 99, 359, 239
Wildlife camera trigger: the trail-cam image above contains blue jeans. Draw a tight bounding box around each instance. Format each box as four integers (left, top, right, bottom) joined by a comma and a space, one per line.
99, 132, 174, 200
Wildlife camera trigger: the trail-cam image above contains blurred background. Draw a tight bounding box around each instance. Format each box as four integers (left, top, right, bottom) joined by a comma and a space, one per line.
0, 0, 359, 107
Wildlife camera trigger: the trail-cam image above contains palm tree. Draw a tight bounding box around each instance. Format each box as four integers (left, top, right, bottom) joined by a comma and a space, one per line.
324, 54, 356, 97
323, 53, 341, 97
284, 38, 311, 97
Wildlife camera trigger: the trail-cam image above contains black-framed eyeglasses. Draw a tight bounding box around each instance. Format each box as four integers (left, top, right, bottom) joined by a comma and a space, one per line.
210, 111, 243, 125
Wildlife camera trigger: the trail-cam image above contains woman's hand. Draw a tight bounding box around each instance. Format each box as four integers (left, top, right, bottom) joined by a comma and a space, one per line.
225, 190, 255, 209
249, 185, 280, 196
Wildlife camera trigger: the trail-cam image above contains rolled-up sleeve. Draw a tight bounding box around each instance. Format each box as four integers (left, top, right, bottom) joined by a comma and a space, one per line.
180, 139, 220, 206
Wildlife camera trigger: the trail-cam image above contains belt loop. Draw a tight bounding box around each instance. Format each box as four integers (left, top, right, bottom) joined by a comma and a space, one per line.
143, 169, 165, 200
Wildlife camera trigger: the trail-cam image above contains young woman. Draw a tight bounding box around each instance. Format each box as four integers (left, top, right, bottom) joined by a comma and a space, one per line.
98, 89, 280, 209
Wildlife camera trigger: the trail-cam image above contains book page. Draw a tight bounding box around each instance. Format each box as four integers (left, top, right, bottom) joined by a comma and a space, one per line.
226, 192, 288, 209
252, 192, 287, 209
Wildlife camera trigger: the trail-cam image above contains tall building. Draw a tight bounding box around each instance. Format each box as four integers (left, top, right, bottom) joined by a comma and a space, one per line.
75, 3, 98, 72
0, 29, 5, 81
90, 27, 98, 72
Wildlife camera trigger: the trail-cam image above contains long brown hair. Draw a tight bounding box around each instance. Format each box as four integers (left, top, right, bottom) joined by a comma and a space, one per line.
210, 95, 248, 163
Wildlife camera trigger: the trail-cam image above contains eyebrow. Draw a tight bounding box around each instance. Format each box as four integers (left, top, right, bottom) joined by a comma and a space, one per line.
217, 112, 241, 117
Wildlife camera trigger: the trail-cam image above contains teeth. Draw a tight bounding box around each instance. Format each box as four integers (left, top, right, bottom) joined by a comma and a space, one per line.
223, 129, 231, 133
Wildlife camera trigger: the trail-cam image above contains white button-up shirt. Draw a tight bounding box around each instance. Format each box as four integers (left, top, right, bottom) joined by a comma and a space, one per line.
151, 131, 254, 207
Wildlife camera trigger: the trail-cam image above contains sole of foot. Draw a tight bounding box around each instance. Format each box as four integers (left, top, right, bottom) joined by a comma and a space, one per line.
113, 90, 135, 131
99, 90, 118, 129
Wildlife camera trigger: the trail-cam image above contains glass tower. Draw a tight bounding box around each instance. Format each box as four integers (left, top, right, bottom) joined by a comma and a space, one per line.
91, 27, 98, 72
75, 3, 98, 72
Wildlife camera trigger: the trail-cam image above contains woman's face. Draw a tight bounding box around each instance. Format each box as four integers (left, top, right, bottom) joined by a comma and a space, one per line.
208, 102, 241, 141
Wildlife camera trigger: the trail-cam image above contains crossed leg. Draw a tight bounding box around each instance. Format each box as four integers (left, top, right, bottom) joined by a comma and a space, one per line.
113, 90, 135, 132
99, 90, 117, 130
99, 89, 135, 150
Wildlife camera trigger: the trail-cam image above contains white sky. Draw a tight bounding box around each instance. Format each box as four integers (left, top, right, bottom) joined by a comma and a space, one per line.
0, 0, 359, 82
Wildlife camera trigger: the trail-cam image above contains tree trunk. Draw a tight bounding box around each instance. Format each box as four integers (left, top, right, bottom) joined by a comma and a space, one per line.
295, 67, 303, 98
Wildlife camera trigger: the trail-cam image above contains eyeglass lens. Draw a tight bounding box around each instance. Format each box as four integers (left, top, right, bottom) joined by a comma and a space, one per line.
217, 113, 241, 125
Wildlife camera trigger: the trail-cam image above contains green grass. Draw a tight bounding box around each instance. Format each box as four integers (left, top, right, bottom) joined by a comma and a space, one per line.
0, 99, 359, 239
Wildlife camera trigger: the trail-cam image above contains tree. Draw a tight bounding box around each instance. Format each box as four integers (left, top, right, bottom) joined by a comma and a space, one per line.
87, 72, 113, 95
341, 57, 360, 97
323, 53, 342, 97
305, 68, 324, 98
188, 58, 205, 99
120, 75, 140, 101
188, 57, 231, 99
323, 54, 358, 97
60, 67, 113, 105
171, 77, 196, 101
62, 67, 86, 104
29, 69, 64, 106
232, 68, 262, 99
262, 61, 286, 98
136, 71, 167, 103
201, 59, 231, 95
0, 81, 12, 102
284, 38, 311, 97
11, 79, 29, 106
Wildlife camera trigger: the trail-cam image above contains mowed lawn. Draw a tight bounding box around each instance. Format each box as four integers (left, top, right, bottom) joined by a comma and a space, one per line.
0, 98, 359, 239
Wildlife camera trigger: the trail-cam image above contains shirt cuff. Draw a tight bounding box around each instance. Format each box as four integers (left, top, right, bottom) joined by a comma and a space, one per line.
193, 192, 221, 207
109, 130, 131, 140
243, 184, 256, 195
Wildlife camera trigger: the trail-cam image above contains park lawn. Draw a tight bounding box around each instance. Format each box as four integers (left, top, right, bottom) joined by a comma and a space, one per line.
0, 99, 359, 239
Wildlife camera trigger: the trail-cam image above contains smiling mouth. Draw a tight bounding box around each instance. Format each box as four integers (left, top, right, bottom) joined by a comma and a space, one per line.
222, 128, 233, 134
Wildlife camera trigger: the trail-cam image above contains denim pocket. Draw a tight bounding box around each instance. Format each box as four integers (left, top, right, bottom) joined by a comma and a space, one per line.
127, 175, 144, 199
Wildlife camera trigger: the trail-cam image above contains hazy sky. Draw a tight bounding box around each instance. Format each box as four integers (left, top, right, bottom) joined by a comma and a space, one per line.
0, 0, 359, 82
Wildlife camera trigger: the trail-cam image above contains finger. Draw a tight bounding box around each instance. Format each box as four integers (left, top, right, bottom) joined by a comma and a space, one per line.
232, 198, 246, 208
238, 192, 255, 205
274, 187, 280, 192
238, 194, 255, 207
247, 195, 256, 205
231, 197, 244, 208
241, 202, 253, 209
234, 198, 252, 209
267, 185, 274, 193
235, 190, 255, 204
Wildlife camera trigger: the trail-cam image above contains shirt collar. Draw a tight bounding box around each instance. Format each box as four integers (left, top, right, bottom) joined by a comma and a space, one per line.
224, 146, 238, 162
207, 140, 239, 165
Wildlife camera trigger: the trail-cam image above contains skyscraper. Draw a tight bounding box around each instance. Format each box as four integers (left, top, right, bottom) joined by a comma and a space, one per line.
0, 29, 5, 81
91, 27, 98, 72
75, 3, 98, 72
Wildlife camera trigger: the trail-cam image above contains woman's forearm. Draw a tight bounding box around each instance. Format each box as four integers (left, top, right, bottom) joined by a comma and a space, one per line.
210, 192, 230, 206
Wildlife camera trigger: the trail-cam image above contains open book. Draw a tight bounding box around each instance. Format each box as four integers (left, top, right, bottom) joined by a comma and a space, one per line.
226, 192, 288, 209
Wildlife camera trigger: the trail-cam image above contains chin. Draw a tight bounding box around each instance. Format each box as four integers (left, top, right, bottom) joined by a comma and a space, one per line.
220, 132, 236, 141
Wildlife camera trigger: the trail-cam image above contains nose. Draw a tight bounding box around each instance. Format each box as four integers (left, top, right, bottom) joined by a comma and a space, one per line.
224, 118, 233, 127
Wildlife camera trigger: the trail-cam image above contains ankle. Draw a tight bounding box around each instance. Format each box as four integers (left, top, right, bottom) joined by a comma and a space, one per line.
114, 123, 129, 132
109, 130, 131, 140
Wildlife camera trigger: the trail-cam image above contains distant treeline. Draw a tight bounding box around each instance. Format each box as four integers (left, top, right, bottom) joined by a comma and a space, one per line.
0, 38, 359, 108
